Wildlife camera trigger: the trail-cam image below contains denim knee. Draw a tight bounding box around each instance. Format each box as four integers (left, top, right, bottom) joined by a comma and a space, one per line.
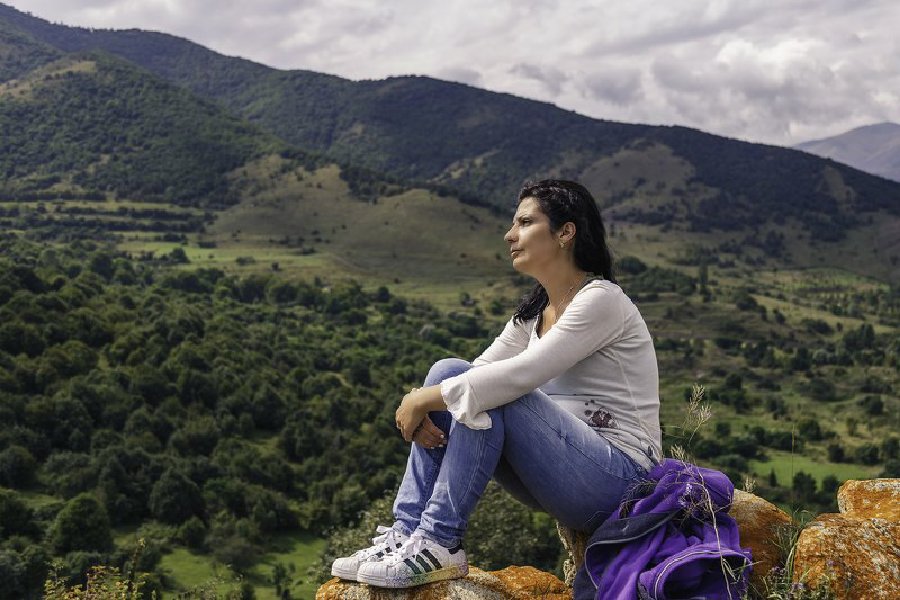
423, 358, 471, 386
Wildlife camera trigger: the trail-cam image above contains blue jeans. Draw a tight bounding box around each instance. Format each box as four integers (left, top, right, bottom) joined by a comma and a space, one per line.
392, 358, 646, 548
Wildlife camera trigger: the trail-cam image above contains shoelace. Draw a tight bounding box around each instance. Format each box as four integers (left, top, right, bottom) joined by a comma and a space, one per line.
382, 535, 428, 566
358, 525, 400, 558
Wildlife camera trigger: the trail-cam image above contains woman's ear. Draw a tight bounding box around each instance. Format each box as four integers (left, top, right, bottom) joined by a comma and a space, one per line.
560, 222, 577, 244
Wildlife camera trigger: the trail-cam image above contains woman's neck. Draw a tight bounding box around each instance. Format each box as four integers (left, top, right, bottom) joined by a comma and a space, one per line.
540, 266, 588, 310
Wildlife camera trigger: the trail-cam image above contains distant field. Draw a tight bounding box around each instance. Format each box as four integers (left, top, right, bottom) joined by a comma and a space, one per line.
206, 161, 511, 280
157, 534, 326, 599
108, 158, 523, 311
750, 450, 880, 487
158, 548, 236, 597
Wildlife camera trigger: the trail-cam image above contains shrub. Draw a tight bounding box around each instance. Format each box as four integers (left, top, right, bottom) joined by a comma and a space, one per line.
50, 493, 113, 554
0, 444, 37, 488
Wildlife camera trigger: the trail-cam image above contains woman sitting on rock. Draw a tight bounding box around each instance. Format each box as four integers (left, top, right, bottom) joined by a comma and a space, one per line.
332, 179, 661, 588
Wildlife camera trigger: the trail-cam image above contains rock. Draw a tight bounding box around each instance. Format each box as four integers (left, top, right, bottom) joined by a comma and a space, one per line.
793, 478, 900, 600
556, 523, 588, 587
730, 490, 793, 592
837, 478, 900, 520
316, 566, 570, 600
793, 514, 900, 599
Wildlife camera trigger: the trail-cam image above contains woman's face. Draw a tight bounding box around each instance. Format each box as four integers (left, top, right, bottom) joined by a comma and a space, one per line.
504, 197, 561, 276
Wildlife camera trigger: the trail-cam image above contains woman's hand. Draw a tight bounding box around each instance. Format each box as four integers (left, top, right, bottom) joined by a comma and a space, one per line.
395, 385, 447, 442
412, 415, 446, 449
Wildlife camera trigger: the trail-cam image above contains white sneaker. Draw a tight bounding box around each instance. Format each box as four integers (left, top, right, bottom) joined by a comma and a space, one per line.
331, 526, 409, 581
356, 534, 468, 588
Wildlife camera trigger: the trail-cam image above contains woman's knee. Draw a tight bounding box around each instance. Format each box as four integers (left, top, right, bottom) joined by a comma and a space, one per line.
423, 358, 471, 386
498, 390, 543, 421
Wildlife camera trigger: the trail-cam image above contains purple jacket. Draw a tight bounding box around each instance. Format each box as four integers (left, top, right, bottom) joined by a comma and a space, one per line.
575, 459, 752, 600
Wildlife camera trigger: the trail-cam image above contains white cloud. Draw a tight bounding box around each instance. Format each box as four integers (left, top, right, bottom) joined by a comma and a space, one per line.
509, 63, 568, 96
5, 0, 900, 145
578, 67, 644, 106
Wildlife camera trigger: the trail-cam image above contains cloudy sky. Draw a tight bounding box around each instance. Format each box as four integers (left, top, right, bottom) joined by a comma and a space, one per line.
6, 0, 899, 146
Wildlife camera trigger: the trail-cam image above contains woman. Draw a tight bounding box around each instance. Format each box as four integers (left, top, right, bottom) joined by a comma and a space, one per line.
332, 179, 661, 588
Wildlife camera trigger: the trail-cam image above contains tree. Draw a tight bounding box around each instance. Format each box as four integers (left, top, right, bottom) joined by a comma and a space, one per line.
797, 418, 823, 441
827, 443, 845, 463
0, 548, 28, 600
807, 377, 836, 401
148, 469, 204, 524
178, 516, 207, 550
169, 247, 189, 263
51, 493, 113, 554
853, 444, 880, 465
250, 385, 287, 431
0, 445, 37, 488
881, 437, 899, 460
88, 252, 115, 279
0, 489, 36, 537
791, 471, 817, 504
859, 395, 884, 416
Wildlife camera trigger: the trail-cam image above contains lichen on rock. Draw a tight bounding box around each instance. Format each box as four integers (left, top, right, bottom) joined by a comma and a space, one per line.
793, 478, 900, 600
316, 566, 569, 600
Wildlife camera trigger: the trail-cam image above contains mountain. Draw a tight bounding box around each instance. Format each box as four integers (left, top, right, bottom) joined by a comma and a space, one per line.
0, 17, 513, 282
795, 122, 900, 183
3, 3, 899, 241
2, 3, 900, 283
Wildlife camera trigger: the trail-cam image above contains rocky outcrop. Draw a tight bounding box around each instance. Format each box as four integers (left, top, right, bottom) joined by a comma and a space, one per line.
316, 566, 569, 600
793, 478, 900, 600
318, 482, 898, 600
319, 490, 791, 599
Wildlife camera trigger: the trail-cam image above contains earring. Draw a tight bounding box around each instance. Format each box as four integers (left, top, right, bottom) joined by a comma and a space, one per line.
559, 240, 566, 249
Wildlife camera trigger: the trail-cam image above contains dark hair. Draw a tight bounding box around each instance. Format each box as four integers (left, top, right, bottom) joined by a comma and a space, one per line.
513, 179, 615, 324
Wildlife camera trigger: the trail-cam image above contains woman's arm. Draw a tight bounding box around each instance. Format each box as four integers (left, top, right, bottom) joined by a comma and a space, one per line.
394, 318, 529, 440
441, 283, 628, 428
472, 316, 531, 366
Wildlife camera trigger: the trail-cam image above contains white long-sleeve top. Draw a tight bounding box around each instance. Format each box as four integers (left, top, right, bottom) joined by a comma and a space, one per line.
440, 278, 661, 470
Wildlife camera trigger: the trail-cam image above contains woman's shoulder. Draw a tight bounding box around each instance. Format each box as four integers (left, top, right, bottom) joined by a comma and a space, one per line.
504, 312, 537, 331
580, 278, 627, 300
578, 279, 641, 315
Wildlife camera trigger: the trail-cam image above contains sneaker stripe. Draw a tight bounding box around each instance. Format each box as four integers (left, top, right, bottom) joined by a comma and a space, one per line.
403, 558, 422, 575
414, 555, 433, 573
420, 549, 443, 570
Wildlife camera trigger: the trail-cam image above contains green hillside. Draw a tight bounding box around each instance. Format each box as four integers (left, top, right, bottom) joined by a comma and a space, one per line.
0, 49, 290, 207
0, 15, 60, 81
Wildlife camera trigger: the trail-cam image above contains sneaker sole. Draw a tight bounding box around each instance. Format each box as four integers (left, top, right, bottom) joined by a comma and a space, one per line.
358, 564, 468, 588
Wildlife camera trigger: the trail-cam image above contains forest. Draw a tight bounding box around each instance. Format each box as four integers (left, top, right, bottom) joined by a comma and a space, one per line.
0, 235, 897, 598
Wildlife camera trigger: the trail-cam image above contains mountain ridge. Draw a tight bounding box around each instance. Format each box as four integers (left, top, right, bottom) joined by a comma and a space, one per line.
3, 2, 898, 230
795, 122, 900, 183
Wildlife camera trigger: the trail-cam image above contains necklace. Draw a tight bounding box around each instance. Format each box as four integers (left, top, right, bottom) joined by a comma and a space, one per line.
553, 274, 588, 318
